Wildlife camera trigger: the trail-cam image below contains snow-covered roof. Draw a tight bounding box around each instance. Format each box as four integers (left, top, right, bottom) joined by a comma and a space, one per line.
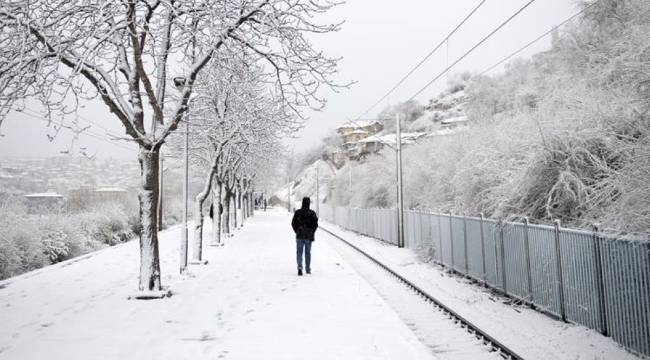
358, 132, 427, 145
96, 187, 128, 192
347, 129, 368, 135
24, 192, 64, 198
441, 115, 468, 124
337, 120, 381, 129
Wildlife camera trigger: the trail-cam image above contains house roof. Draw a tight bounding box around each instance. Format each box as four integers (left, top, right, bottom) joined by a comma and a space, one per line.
96, 187, 128, 193
357, 132, 426, 145
441, 115, 468, 124
24, 192, 64, 198
337, 120, 381, 130
347, 129, 368, 135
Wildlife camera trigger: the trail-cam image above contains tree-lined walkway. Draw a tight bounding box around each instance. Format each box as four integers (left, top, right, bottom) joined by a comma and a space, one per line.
0, 210, 433, 360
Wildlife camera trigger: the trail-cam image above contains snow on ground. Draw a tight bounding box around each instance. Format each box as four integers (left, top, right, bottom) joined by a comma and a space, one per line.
0, 210, 434, 360
320, 221, 642, 360
324, 234, 504, 360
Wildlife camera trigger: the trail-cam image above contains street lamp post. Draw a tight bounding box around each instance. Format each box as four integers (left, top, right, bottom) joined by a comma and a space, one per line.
174, 76, 189, 274
158, 152, 164, 230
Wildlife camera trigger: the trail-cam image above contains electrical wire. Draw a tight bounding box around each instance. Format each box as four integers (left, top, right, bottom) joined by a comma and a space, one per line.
19, 111, 137, 152
407, 0, 538, 101
353, 0, 489, 121
478, 0, 600, 76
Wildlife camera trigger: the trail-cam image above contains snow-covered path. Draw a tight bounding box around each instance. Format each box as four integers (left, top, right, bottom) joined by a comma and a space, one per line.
0, 209, 433, 360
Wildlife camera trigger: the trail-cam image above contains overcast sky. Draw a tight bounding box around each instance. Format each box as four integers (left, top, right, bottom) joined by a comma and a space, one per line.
0, 0, 579, 159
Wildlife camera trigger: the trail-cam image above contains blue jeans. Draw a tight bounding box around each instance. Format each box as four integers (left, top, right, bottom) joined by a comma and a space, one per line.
296, 238, 312, 271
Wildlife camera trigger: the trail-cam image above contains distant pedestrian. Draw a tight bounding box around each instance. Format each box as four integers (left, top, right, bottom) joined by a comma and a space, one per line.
263, 198, 267, 211
291, 197, 318, 276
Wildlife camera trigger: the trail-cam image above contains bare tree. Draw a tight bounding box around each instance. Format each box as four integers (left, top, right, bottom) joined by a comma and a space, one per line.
0, 0, 344, 293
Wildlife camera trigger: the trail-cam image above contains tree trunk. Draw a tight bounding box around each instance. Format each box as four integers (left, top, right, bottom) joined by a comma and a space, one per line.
223, 189, 231, 235
233, 188, 239, 229
137, 147, 162, 291
238, 186, 243, 227
248, 190, 254, 217
241, 188, 247, 223
211, 181, 223, 245
192, 172, 214, 261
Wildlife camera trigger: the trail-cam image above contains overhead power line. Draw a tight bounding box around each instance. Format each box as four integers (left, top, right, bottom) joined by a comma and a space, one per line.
353, 0, 488, 121
408, 0, 538, 101
23, 108, 127, 141
340, 1, 491, 149
20, 111, 137, 152
479, 0, 600, 76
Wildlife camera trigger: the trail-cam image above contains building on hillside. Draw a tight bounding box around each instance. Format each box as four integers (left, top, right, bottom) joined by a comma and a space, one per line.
24, 191, 65, 214
335, 121, 384, 161
440, 115, 468, 129
337, 120, 383, 137
356, 136, 385, 156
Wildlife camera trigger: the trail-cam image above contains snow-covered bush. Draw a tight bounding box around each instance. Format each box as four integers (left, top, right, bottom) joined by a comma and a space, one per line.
0, 196, 139, 280
77, 203, 134, 246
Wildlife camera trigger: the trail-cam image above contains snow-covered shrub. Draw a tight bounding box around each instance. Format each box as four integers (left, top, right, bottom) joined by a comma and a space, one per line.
77, 203, 134, 246
41, 231, 71, 263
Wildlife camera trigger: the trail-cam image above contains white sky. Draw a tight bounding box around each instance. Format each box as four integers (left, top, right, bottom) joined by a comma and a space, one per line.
0, 0, 579, 159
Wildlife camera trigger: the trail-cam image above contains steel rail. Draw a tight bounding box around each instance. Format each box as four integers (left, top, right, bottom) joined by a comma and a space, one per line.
320, 226, 526, 360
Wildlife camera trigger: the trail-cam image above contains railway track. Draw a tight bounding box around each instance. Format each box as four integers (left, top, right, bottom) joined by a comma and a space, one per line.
320, 226, 525, 360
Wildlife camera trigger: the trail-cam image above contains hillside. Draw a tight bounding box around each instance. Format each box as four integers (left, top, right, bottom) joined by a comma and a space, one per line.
290, 1, 650, 236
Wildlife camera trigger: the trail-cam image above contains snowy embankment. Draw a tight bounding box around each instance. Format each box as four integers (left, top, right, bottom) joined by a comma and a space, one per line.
0, 210, 434, 360
320, 221, 641, 360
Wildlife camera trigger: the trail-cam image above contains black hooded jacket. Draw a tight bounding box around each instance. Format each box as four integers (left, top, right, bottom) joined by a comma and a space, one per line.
291, 198, 318, 241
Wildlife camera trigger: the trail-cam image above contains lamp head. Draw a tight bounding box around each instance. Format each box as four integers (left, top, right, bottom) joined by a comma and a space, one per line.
173, 76, 187, 90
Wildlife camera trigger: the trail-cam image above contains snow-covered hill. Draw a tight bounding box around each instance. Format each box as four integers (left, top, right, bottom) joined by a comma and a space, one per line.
409, 88, 467, 132
272, 159, 336, 209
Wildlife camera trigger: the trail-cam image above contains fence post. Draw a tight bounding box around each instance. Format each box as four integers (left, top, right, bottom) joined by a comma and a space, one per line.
592, 223, 609, 336
499, 220, 507, 293
449, 212, 455, 271
554, 219, 567, 322
437, 214, 444, 264
524, 217, 533, 302
493, 220, 499, 286
480, 213, 487, 282
463, 214, 469, 273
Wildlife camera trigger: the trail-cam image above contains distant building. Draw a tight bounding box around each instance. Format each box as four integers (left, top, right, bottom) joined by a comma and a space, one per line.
95, 187, 129, 204
67, 186, 129, 210
337, 121, 383, 137
335, 121, 384, 160
24, 191, 64, 214
440, 115, 468, 129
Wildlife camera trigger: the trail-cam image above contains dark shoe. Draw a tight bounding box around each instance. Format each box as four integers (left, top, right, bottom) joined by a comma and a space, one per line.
298, 268, 303, 276
306, 269, 311, 274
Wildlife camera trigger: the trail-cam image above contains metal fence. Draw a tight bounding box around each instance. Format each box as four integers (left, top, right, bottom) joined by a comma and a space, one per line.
319, 205, 650, 357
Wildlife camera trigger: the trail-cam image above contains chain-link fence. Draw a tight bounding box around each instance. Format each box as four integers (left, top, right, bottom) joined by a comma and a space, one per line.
319, 205, 650, 357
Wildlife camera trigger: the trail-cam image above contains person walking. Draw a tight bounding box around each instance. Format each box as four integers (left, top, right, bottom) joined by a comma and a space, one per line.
291, 197, 318, 276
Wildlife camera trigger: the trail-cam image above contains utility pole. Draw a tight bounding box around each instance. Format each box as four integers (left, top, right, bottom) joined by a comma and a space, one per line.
396, 113, 405, 248
316, 165, 320, 216
287, 182, 292, 213
348, 162, 352, 191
